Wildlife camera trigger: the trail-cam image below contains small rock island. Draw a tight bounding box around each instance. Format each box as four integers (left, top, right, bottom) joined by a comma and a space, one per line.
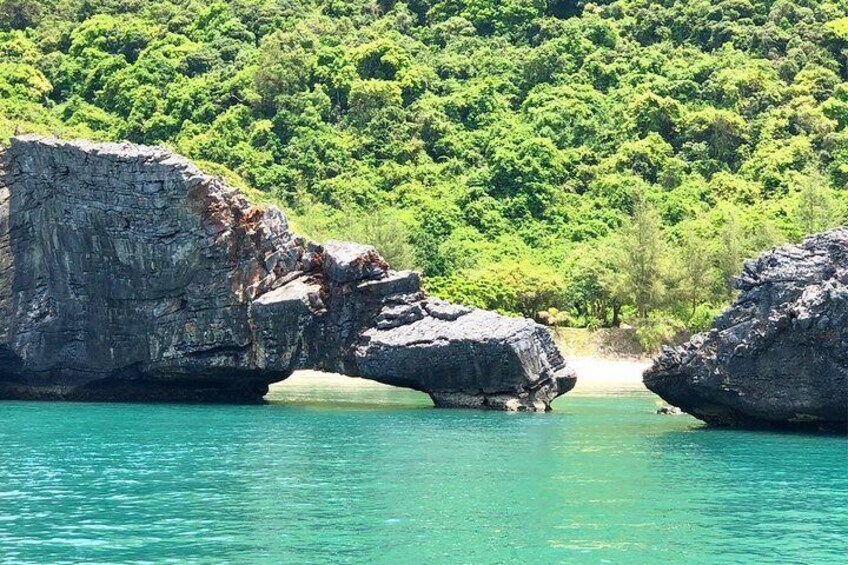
645, 230, 848, 431
0, 136, 575, 410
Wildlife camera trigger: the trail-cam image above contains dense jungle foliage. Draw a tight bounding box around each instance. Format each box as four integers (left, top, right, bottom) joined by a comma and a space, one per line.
1, 0, 847, 347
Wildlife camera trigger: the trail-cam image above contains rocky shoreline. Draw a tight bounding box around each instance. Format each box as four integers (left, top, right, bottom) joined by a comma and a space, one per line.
1, 135, 846, 428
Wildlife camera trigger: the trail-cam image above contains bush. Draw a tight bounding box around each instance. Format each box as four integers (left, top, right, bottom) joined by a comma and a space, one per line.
634, 314, 686, 354
687, 303, 722, 333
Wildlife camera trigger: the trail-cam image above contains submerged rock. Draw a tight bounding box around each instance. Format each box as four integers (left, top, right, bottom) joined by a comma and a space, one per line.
656, 404, 682, 416
644, 229, 848, 431
0, 136, 575, 410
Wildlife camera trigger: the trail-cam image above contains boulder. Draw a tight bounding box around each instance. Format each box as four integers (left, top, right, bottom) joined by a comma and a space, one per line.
0, 136, 575, 410
644, 229, 848, 431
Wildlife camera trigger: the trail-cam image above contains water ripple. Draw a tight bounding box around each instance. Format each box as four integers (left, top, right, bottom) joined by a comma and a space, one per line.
0, 385, 845, 564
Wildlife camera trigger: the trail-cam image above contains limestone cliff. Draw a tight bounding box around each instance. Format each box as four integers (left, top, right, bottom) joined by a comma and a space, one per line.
644, 229, 848, 431
0, 136, 575, 410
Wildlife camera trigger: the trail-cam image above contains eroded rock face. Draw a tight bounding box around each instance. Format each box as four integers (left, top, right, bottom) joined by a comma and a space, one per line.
644, 229, 848, 431
0, 136, 575, 410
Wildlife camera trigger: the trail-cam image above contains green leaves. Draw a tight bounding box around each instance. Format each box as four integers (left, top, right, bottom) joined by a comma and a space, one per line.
0, 62, 50, 102
69, 15, 152, 62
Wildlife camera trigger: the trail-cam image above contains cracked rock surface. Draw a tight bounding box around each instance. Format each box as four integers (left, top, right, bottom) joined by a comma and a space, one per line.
644, 229, 848, 431
0, 136, 575, 410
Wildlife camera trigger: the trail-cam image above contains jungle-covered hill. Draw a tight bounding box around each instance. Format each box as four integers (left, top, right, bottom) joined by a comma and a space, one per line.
1, 0, 847, 347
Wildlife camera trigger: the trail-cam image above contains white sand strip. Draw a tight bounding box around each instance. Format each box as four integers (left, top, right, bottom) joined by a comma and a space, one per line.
273, 357, 652, 395
568, 356, 651, 392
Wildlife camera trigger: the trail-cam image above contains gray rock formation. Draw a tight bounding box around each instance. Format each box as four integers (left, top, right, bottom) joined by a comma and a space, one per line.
0, 136, 575, 410
644, 229, 848, 431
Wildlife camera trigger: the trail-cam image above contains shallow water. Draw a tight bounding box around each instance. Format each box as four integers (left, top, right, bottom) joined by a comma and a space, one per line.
0, 378, 846, 564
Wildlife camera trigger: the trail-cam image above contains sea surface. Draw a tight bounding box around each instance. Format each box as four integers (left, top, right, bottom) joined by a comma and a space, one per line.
0, 376, 846, 564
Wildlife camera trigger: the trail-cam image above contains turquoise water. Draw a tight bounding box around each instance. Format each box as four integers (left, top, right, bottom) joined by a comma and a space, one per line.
0, 379, 846, 564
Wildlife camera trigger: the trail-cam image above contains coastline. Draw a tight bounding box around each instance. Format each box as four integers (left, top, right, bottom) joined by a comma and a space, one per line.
272, 356, 652, 396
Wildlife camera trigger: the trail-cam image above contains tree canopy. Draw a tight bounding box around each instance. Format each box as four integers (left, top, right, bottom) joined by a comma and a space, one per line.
1, 0, 846, 344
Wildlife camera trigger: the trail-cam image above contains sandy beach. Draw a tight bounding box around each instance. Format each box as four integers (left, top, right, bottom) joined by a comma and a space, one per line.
273, 356, 652, 396
568, 356, 651, 393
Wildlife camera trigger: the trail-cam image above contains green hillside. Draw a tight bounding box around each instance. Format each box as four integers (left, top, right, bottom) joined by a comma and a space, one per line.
2, 0, 847, 346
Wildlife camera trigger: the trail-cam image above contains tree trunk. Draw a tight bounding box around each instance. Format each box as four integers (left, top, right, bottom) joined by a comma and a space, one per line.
611, 303, 621, 327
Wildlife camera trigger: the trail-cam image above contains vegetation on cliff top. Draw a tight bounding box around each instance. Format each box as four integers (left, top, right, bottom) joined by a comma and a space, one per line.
1, 0, 846, 347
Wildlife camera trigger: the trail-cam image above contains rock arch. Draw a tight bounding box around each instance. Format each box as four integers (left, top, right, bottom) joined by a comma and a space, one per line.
0, 137, 574, 410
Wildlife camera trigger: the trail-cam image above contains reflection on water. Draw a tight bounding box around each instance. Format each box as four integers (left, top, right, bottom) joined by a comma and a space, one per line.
267, 371, 433, 409
0, 378, 845, 564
